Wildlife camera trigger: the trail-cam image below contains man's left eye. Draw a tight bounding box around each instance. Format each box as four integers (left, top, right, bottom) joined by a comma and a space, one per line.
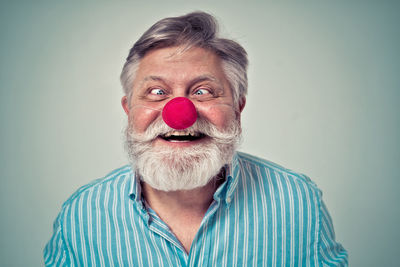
194, 88, 210, 95
150, 88, 166, 95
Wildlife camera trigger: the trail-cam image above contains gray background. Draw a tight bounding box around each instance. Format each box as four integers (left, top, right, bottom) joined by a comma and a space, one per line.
1, 1, 399, 266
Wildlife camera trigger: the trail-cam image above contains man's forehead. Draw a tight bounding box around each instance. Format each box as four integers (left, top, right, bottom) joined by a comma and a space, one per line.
134, 46, 229, 87
141, 74, 218, 84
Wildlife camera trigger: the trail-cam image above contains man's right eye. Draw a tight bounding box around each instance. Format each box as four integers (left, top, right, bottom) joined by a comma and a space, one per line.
150, 88, 166, 95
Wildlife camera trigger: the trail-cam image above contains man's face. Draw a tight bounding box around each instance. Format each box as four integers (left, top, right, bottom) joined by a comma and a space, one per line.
124, 46, 237, 142
122, 46, 243, 191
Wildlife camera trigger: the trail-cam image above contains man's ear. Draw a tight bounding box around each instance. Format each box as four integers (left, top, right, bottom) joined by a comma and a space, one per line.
239, 97, 246, 113
121, 96, 130, 115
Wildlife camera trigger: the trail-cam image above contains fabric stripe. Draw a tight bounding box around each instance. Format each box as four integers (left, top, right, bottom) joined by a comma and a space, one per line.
94, 183, 105, 267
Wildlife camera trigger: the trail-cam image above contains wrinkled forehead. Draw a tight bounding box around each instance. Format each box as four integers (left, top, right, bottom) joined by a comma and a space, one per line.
135, 46, 231, 89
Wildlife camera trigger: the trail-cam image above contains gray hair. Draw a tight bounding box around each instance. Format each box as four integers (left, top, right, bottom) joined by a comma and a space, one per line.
120, 11, 248, 108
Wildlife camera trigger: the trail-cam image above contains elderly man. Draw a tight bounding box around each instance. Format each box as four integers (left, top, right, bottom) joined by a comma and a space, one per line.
44, 12, 347, 266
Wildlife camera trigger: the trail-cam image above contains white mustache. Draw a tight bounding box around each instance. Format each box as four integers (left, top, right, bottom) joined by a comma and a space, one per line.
127, 116, 241, 145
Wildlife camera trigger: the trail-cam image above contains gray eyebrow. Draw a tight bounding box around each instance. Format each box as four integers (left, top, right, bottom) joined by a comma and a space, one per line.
143, 76, 164, 82
139, 74, 221, 88
188, 75, 219, 87
136, 76, 167, 89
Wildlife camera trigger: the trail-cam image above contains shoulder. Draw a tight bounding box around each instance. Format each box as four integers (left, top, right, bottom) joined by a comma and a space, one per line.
56, 164, 134, 233
60, 165, 133, 210
237, 151, 319, 188
45, 165, 134, 263
235, 151, 322, 201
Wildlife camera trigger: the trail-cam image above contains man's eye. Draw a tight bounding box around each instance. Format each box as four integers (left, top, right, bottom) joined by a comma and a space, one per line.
150, 88, 166, 95
194, 88, 211, 95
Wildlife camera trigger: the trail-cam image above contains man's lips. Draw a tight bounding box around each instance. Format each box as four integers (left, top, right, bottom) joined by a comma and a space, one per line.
159, 130, 206, 142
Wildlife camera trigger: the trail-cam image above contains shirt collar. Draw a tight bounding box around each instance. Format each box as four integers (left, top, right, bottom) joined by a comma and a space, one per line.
128, 169, 144, 206
213, 152, 241, 204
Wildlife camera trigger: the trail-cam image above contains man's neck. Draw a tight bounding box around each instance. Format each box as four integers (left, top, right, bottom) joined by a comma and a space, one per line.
141, 177, 224, 253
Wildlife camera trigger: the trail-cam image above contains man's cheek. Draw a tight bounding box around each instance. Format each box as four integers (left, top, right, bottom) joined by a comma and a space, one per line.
210, 111, 237, 130
197, 104, 237, 128
129, 107, 161, 132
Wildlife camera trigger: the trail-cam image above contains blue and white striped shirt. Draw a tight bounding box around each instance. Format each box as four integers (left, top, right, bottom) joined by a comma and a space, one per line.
44, 152, 347, 266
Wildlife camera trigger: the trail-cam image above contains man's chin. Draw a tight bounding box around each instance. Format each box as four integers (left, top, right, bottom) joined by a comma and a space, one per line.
132, 140, 235, 192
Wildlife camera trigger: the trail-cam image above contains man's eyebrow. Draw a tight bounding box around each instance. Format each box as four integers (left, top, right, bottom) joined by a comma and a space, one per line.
188, 75, 221, 87
143, 76, 164, 82
137, 76, 167, 89
142, 75, 166, 83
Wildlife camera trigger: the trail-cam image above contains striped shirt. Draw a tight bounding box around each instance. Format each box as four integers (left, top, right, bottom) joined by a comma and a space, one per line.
44, 151, 348, 266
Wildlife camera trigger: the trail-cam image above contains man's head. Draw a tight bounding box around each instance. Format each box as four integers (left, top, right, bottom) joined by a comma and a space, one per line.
121, 12, 248, 191
121, 11, 248, 110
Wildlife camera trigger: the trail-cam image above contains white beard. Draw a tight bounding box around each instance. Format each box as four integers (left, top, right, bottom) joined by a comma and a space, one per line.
124, 116, 241, 191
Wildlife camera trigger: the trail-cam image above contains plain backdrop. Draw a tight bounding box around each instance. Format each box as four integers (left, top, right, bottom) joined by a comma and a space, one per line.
1, 1, 399, 266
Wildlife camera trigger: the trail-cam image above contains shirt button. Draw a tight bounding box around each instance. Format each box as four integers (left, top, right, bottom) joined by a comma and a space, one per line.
226, 197, 231, 203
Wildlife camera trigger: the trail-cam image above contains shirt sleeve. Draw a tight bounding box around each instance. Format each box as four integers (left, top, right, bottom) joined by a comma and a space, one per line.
43, 212, 70, 266
318, 200, 348, 266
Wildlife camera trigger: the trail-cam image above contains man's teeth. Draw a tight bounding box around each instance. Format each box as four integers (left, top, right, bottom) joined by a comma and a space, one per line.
164, 130, 199, 137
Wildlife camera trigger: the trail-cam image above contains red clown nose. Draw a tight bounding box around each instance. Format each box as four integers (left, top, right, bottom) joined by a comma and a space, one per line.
162, 97, 197, 130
